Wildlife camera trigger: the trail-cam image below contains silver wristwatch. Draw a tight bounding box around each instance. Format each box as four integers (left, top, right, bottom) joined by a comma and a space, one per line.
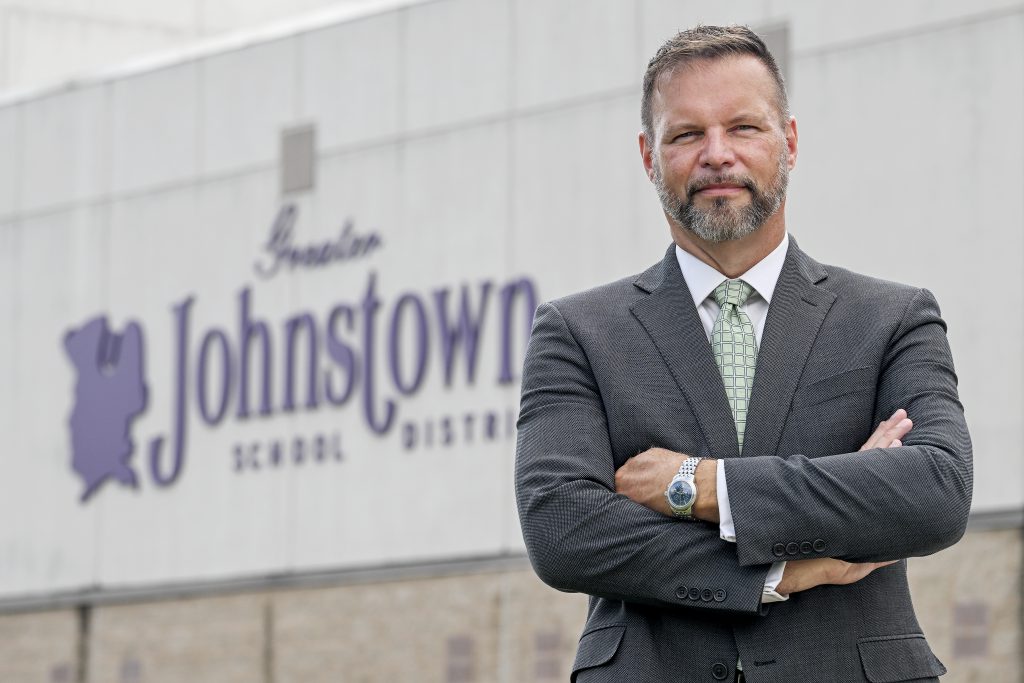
665, 457, 702, 520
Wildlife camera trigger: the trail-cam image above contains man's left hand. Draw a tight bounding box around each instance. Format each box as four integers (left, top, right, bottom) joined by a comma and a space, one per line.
614, 448, 716, 518
616, 409, 913, 521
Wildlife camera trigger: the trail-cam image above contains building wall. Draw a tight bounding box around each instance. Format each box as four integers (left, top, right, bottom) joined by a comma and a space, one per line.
0, 0, 1021, 680
0, 525, 1018, 682
0, 0, 430, 95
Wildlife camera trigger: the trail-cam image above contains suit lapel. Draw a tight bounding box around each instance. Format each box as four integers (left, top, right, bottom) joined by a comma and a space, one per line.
743, 239, 836, 458
630, 246, 740, 460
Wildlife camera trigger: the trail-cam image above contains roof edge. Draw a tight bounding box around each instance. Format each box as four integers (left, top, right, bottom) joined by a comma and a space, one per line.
0, 0, 429, 108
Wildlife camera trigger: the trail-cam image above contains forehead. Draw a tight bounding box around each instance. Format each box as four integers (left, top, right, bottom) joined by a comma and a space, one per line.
652, 54, 780, 127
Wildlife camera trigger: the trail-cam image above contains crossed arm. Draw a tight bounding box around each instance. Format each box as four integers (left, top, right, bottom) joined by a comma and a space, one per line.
515, 289, 972, 613
614, 412, 912, 596
516, 303, 774, 613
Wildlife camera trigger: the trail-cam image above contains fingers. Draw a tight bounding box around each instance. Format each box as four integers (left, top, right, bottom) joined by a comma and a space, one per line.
860, 409, 912, 451
886, 417, 912, 445
614, 450, 687, 512
859, 422, 886, 452
779, 558, 903, 595
835, 559, 901, 585
859, 411, 901, 451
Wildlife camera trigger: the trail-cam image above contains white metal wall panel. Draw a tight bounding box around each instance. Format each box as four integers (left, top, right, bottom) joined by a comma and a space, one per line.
4, 207, 110, 596
21, 85, 111, 214
110, 62, 200, 196
512, 0, 639, 111
298, 12, 404, 151
403, 0, 511, 133
510, 94, 660, 295
0, 105, 19, 218
0, 0, 1019, 600
200, 38, 298, 178
788, 13, 1024, 513
774, 0, 1024, 54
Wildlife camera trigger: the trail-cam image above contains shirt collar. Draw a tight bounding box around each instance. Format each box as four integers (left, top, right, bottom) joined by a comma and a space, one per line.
674, 232, 790, 309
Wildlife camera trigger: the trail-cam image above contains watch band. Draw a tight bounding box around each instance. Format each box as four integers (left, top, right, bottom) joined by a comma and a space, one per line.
677, 456, 702, 480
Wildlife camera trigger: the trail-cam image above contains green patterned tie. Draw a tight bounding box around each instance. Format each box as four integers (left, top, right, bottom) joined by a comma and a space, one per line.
711, 279, 758, 452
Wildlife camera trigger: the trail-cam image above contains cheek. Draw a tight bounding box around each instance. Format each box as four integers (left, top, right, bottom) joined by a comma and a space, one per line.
660, 156, 695, 185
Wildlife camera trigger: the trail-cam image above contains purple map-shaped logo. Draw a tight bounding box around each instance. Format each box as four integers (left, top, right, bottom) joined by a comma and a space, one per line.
64, 316, 148, 503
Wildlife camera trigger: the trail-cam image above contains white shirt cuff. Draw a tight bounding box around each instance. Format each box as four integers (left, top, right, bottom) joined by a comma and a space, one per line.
715, 460, 788, 604
762, 561, 789, 603
716, 459, 736, 543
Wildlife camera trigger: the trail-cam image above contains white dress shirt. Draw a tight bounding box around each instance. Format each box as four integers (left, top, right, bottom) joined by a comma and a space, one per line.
674, 233, 790, 603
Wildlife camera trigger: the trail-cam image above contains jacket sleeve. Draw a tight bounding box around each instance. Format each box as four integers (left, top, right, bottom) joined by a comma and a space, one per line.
515, 301, 771, 614
725, 288, 973, 567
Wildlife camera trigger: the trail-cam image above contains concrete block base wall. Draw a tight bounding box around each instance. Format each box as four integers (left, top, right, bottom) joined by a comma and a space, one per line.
0, 526, 1018, 682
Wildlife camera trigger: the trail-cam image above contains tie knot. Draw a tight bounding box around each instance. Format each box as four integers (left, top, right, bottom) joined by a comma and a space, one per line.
713, 279, 754, 308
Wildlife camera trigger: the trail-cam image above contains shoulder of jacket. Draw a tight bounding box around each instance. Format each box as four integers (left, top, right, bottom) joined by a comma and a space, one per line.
543, 272, 647, 316
820, 263, 925, 302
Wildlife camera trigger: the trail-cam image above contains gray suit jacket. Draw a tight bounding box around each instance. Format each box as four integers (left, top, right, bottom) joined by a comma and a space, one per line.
515, 239, 973, 682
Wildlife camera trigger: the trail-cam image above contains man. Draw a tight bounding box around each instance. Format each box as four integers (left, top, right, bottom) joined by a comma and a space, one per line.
515, 25, 972, 682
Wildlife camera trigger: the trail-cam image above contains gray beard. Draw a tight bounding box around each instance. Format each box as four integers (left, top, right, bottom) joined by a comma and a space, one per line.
653, 152, 788, 244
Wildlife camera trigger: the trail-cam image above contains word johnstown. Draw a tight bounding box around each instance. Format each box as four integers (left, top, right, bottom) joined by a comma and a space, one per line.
147, 271, 539, 486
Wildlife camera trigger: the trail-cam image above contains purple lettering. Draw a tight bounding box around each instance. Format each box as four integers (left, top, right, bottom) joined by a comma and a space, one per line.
388, 293, 430, 395
255, 205, 382, 279
149, 296, 193, 487
403, 422, 416, 450
254, 204, 298, 279
498, 278, 539, 384
283, 313, 319, 411
361, 273, 396, 434
325, 304, 358, 406
197, 328, 233, 425
434, 282, 491, 386
440, 416, 453, 446
237, 287, 273, 419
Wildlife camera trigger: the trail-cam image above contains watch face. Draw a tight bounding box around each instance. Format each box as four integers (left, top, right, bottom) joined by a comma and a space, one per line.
667, 479, 695, 510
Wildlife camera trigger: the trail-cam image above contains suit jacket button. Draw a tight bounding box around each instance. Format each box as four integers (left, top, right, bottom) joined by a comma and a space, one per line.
785, 542, 800, 555
700, 588, 713, 602
800, 540, 812, 554
711, 662, 729, 680
772, 543, 786, 557
688, 587, 701, 601
813, 538, 827, 552
713, 589, 727, 602
675, 586, 688, 600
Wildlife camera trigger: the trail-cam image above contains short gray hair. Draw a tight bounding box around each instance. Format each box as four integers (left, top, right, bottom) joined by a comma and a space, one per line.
641, 25, 789, 141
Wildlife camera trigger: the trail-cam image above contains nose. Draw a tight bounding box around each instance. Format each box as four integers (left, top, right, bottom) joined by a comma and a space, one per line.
699, 128, 735, 169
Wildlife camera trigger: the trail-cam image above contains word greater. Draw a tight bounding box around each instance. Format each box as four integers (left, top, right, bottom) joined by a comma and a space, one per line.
254, 203, 382, 279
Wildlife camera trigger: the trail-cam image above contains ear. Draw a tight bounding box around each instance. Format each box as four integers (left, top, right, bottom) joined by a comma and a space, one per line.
639, 130, 656, 182
785, 116, 798, 170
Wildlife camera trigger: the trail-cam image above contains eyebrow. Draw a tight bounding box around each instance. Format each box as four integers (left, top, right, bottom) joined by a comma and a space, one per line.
726, 112, 770, 125
662, 111, 771, 133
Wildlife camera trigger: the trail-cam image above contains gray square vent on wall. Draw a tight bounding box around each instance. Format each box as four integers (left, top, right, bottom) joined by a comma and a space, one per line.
281, 124, 316, 195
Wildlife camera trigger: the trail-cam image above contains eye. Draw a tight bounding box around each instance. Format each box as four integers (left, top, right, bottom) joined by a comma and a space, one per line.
672, 131, 700, 142
732, 124, 758, 133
